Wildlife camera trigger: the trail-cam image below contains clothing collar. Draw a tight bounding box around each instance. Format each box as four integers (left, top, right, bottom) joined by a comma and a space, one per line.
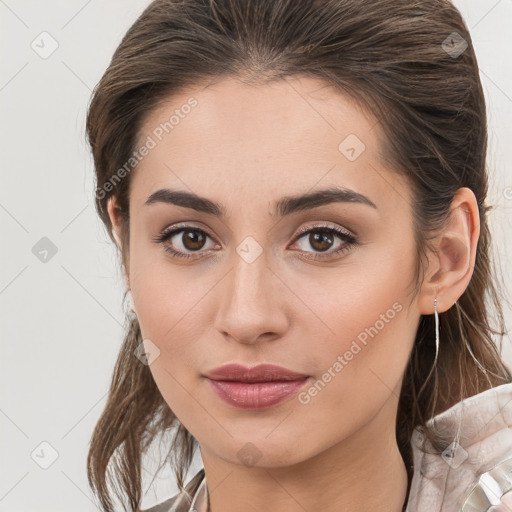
406, 382, 512, 511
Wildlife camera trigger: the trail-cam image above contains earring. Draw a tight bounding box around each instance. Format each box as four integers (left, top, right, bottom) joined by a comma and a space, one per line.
433, 297, 440, 368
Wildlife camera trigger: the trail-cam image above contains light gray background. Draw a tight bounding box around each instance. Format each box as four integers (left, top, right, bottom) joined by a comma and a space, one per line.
1, 1, 511, 510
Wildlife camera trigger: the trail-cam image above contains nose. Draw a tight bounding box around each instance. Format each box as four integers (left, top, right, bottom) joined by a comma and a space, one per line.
213, 243, 289, 345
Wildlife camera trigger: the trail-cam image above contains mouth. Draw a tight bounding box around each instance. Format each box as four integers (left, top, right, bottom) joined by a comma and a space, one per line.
204, 363, 309, 382
203, 363, 310, 409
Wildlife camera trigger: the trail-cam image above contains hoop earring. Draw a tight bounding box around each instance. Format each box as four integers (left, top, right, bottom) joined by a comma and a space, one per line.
433, 297, 440, 367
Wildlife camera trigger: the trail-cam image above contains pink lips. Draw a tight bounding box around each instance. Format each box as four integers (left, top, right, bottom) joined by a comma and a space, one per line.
204, 363, 309, 409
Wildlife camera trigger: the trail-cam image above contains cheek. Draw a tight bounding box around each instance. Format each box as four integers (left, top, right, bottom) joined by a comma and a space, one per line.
129, 262, 211, 425
128, 248, 227, 407
300, 245, 416, 405
131, 272, 207, 364
129, 237, 205, 342
302, 239, 415, 344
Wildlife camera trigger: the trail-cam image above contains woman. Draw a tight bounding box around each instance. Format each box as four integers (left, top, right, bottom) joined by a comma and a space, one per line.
85, 0, 512, 511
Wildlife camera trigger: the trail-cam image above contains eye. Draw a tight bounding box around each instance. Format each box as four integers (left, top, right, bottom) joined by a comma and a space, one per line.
152, 223, 358, 261
151, 225, 218, 260
290, 224, 357, 260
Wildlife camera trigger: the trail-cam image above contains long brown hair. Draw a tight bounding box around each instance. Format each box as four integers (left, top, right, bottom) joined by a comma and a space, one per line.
85, 0, 512, 510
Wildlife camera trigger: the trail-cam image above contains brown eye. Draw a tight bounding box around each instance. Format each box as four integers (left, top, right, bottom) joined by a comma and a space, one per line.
180, 230, 207, 251
307, 230, 335, 252
290, 224, 357, 261
152, 226, 217, 260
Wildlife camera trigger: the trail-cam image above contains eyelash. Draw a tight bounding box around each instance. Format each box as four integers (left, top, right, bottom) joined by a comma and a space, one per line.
152, 223, 357, 261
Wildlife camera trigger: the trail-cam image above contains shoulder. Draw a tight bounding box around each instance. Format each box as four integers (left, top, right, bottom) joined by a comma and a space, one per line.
407, 382, 512, 512
141, 468, 206, 512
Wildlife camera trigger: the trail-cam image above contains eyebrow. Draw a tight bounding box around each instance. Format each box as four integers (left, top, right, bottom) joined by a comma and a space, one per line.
144, 186, 377, 217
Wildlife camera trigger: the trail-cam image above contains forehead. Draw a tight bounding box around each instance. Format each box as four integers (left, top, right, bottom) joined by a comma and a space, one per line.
130, 76, 409, 213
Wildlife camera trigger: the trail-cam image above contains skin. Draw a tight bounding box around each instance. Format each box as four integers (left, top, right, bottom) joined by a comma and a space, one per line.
107, 76, 480, 512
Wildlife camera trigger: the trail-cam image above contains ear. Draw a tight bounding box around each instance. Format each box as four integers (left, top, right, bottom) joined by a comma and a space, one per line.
417, 187, 480, 315
107, 196, 130, 288
107, 196, 123, 247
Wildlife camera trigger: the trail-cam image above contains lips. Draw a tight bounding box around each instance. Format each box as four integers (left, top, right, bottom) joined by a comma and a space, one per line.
204, 363, 310, 409
204, 363, 308, 382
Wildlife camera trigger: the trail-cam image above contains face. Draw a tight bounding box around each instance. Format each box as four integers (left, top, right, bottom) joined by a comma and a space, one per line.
117, 76, 423, 468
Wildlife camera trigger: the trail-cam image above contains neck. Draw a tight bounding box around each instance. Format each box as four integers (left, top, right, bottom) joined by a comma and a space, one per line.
200, 393, 409, 512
